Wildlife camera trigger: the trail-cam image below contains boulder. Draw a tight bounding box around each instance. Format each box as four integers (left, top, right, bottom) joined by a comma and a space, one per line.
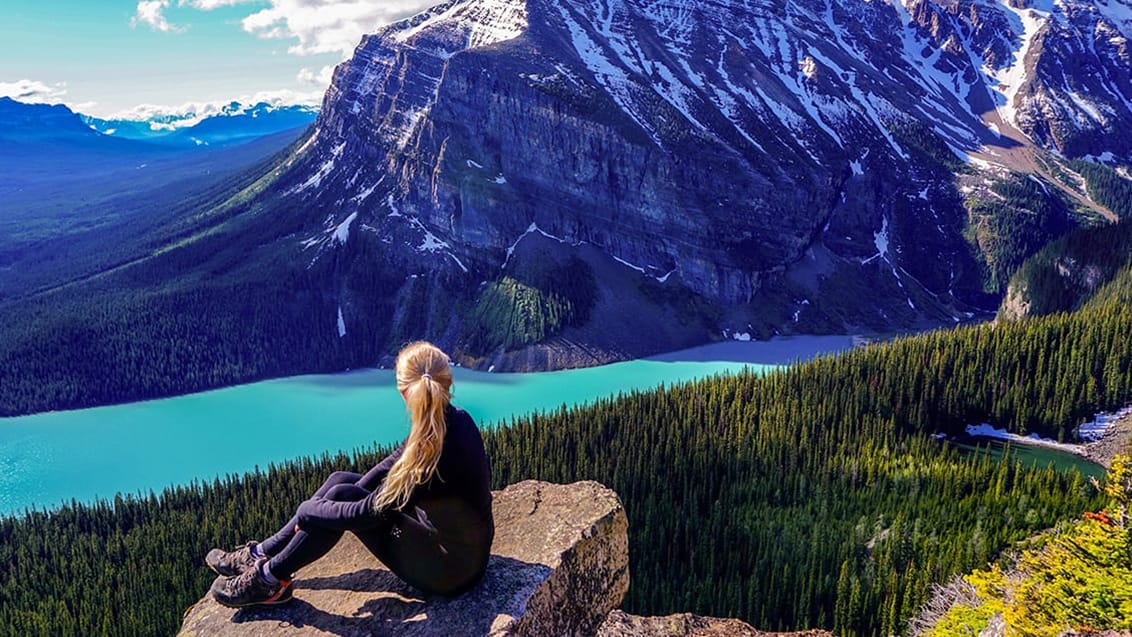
179, 480, 629, 636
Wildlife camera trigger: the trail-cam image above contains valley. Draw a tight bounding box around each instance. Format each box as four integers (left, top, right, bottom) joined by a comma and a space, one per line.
3, 0, 1132, 634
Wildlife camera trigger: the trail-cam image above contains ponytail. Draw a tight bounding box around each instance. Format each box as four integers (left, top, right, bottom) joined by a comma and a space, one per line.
373, 342, 452, 511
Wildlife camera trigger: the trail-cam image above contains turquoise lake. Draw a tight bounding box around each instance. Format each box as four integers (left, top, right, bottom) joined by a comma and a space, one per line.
0, 336, 856, 515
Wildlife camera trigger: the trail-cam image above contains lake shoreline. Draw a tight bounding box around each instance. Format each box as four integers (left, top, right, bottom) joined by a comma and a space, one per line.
964, 406, 1132, 471
2, 335, 861, 515
1081, 410, 1132, 469
2, 334, 859, 420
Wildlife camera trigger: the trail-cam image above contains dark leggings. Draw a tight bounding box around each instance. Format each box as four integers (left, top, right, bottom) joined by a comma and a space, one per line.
259, 471, 489, 596
259, 471, 368, 581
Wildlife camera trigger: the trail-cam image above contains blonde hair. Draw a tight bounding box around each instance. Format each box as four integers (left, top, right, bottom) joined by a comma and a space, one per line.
373, 341, 453, 511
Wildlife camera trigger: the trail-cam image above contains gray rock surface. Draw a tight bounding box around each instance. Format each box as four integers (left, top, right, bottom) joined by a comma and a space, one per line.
179, 480, 628, 636
599, 610, 834, 637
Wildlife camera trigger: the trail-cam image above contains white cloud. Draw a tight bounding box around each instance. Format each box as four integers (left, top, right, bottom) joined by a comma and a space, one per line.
247, 88, 325, 108
132, 0, 186, 33
179, 0, 255, 9
0, 79, 69, 104
297, 64, 336, 86
135, 0, 434, 56
238, 1, 433, 57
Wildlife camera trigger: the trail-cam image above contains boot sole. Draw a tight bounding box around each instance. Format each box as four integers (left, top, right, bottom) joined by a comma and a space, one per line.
211, 583, 295, 608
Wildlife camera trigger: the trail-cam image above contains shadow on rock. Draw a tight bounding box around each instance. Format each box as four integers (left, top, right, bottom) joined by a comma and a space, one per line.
225, 556, 552, 637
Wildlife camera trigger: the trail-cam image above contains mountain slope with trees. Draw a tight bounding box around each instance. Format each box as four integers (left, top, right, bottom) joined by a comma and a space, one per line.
915, 455, 1132, 634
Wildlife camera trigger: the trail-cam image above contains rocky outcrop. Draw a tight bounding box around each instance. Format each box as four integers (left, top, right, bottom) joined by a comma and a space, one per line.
598, 610, 834, 637
179, 480, 827, 636
179, 480, 629, 636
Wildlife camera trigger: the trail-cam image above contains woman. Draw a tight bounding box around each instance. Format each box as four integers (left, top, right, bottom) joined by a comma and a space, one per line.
205, 341, 494, 607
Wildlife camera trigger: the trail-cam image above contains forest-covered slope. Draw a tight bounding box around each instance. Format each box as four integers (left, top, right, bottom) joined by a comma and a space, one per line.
2, 303, 1129, 636
914, 455, 1132, 635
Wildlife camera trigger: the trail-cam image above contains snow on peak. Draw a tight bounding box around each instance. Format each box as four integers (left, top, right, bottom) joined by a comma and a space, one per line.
390, 0, 528, 51
985, 2, 1050, 128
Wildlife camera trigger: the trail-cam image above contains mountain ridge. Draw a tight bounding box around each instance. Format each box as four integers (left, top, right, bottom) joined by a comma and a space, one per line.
80, 101, 318, 147
245, 0, 1132, 355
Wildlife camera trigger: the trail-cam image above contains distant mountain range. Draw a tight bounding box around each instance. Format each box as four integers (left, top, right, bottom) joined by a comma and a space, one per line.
0, 97, 317, 153
1, 97, 317, 148
81, 101, 319, 147
0, 96, 312, 310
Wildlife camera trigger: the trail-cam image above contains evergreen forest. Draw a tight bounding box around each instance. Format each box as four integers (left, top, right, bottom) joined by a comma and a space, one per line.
1003, 220, 1132, 318
918, 455, 1132, 634
2, 302, 1130, 636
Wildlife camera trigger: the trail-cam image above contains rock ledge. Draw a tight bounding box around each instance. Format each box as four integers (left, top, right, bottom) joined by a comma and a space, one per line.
179, 480, 832, 636
179, 480, 629, 636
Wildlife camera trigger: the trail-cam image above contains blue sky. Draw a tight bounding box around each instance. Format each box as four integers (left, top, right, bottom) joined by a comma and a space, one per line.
0, 0, 433, 118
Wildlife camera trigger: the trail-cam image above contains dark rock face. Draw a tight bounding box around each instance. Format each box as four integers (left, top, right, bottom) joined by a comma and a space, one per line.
243, 0, 1132, 365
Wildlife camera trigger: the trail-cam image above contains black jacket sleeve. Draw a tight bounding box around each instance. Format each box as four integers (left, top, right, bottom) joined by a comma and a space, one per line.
357, 442, 405, 491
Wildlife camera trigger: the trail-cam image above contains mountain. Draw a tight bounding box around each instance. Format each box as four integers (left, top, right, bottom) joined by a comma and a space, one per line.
4, 0, 1132, 416
0, 96, 96, 141
0, 96, 138, 150
81, 102, 318, 147
246, 0, 1132, 355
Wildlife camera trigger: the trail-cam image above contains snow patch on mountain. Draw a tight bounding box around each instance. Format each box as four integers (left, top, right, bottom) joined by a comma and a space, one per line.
333, 212, 358, 245
352, 178, 383, 203
502, 222, 577, 269
554, 3, 662, 146
385, 196, 469, 272
291, 142, 346, 194
391, 0, 528, 50
1094, 0, 1132, 38
987, 3, 1049, 127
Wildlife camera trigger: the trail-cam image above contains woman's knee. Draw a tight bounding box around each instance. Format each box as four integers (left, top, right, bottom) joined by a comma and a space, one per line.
315, 471, 362, 496
324, 483, 371, 502
327, 470, 362, 486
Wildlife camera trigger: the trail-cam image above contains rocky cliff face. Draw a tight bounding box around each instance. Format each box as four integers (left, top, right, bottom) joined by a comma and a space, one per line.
231, 0, 1132, 365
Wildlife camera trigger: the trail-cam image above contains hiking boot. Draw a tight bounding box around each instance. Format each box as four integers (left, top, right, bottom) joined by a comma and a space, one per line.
210, 560, 293, 608
205, 541, 260, 576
